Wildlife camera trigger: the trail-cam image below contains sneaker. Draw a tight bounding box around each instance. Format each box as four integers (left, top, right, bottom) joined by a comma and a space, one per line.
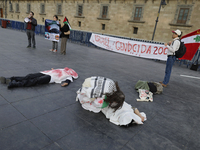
53, 49, 57, 53
27, 45, 31, 48
0, 77, 6, 84
33, 46, 36, 49
49, 49, 54, 52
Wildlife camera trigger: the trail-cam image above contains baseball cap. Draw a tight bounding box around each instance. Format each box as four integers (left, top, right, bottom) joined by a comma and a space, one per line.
172, 30, 181, 36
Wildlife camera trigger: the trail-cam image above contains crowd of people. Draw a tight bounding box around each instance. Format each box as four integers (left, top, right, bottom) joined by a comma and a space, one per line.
0, 11, 183, 127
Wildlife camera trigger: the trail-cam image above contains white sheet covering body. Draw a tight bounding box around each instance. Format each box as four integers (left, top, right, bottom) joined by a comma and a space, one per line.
76, 76, 147, 126
41, 67, 78, 83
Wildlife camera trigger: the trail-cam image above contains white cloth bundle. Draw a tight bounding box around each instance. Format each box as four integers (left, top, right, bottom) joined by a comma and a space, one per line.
76, 77, 147, 126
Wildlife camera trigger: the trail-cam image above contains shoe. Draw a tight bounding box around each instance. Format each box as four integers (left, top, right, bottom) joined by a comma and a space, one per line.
33, 46, 36, 49
27, 45, 31, 48
50, 49, 54, 52
6, 79, 11, 85
7, 80, 19, 89
0, 77, 6, 84
53, 49, 57, 52
159, 82, 167, 87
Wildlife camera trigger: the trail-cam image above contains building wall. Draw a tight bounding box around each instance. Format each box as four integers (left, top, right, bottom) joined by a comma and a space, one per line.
1, 0, 199, 42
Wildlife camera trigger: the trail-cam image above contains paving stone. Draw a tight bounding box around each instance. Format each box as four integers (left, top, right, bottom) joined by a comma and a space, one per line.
0, 26, 199, 150
0, 104, 26, 129
0, 121, 51, 150
56, 125, 124, 150
0, 95, 8, 106
30, 107, 90, 141
41, 142, 65, 150
12, 90, 77, 119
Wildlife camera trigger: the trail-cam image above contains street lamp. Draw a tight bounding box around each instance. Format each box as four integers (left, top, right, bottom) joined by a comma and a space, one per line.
151, 0, 167, 41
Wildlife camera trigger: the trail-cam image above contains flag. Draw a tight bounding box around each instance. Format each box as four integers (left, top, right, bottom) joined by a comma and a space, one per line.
180, 29, 200, 60
63, 17, 72, 30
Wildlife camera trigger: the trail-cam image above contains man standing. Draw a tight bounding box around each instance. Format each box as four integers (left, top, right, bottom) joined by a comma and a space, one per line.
160, 29, 182, 87
25, 11, 37, 48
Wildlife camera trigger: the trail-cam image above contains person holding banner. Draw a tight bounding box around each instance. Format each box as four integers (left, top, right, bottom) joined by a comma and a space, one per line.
25, 11, 37, 49
60, 17, 71, 55
49, 15, 60, 53
160, 29, 182, 87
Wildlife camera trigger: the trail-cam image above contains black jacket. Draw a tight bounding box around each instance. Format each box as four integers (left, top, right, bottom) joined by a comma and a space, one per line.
25, 17, 37, 31
60, 24, 70, 38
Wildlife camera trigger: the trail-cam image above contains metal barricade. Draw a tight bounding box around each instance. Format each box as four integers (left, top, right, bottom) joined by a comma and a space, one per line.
1, 19, 199, 70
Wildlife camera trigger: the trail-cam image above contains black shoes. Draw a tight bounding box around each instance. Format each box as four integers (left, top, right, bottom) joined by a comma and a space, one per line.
7, 80, 19, 89
33, 46, 36, 49
27, 45, 31, 48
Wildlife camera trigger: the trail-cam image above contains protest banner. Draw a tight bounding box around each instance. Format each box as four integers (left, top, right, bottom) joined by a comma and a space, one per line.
90, 33, 167, 61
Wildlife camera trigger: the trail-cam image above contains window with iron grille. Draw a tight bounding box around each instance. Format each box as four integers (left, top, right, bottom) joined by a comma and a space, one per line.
57, 4, 62, 15
133, 27, 138, 34
16, 3, 19, 12
41, 4, 45, 14
102, 6, 108, 18
27, 4, 31, 13
9, 3, 13, 12
134, 7, 142, 21
177, 8, 189, 24
78, 5, 83, 16
78, 21, 81, 27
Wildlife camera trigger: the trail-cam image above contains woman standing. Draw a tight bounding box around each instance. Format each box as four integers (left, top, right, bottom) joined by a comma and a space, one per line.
60, 18, 70, 55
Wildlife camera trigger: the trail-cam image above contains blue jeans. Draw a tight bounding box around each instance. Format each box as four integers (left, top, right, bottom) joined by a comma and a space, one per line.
163, 56, 176, 85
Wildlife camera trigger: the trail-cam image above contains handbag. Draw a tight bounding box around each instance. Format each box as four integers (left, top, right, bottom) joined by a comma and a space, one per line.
190, 63, 199, 71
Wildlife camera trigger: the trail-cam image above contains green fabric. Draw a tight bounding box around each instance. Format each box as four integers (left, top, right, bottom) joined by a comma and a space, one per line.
63, 21, 68, 25
135, 80, 149, 91
101, 95, 109, 108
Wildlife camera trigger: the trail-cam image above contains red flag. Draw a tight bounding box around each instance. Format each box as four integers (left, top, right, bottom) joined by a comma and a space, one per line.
180, 29, 200, 60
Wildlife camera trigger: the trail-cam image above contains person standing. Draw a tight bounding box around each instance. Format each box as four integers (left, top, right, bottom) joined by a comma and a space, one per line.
160, 29, 182, 87
49, 15, 60, 53
25, 11, 37, 48
60, 17, 70, 55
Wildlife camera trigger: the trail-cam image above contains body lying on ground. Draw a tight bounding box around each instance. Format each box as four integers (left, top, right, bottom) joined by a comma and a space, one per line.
0, 67, 78, 89
76, 76, 147, 126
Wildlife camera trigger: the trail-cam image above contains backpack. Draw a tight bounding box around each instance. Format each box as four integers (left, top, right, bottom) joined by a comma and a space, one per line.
175, 39, 187, 58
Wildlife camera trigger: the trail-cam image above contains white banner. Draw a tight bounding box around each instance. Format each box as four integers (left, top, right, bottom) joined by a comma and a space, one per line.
90, 33, 167, 61
45, 32, 59, 42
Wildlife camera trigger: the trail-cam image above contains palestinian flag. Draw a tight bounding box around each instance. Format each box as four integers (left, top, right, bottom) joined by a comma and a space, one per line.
63, 17, 72, 30
180, 29, 200, 60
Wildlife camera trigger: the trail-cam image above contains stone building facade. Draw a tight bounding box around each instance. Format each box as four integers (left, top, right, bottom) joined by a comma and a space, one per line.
0, 0, 199, 42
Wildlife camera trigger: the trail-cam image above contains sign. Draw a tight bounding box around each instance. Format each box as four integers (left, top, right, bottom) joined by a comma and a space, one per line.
45, 19, 60, 42
90, 33, 167, 61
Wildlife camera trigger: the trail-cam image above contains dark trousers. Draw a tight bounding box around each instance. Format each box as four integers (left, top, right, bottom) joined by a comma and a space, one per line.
10, 73, 51, 87
26, 30, 36, 47
52, 41, 58, 50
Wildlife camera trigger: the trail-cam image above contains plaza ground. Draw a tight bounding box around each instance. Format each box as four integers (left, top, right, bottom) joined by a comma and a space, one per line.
0, 27, 200, 150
